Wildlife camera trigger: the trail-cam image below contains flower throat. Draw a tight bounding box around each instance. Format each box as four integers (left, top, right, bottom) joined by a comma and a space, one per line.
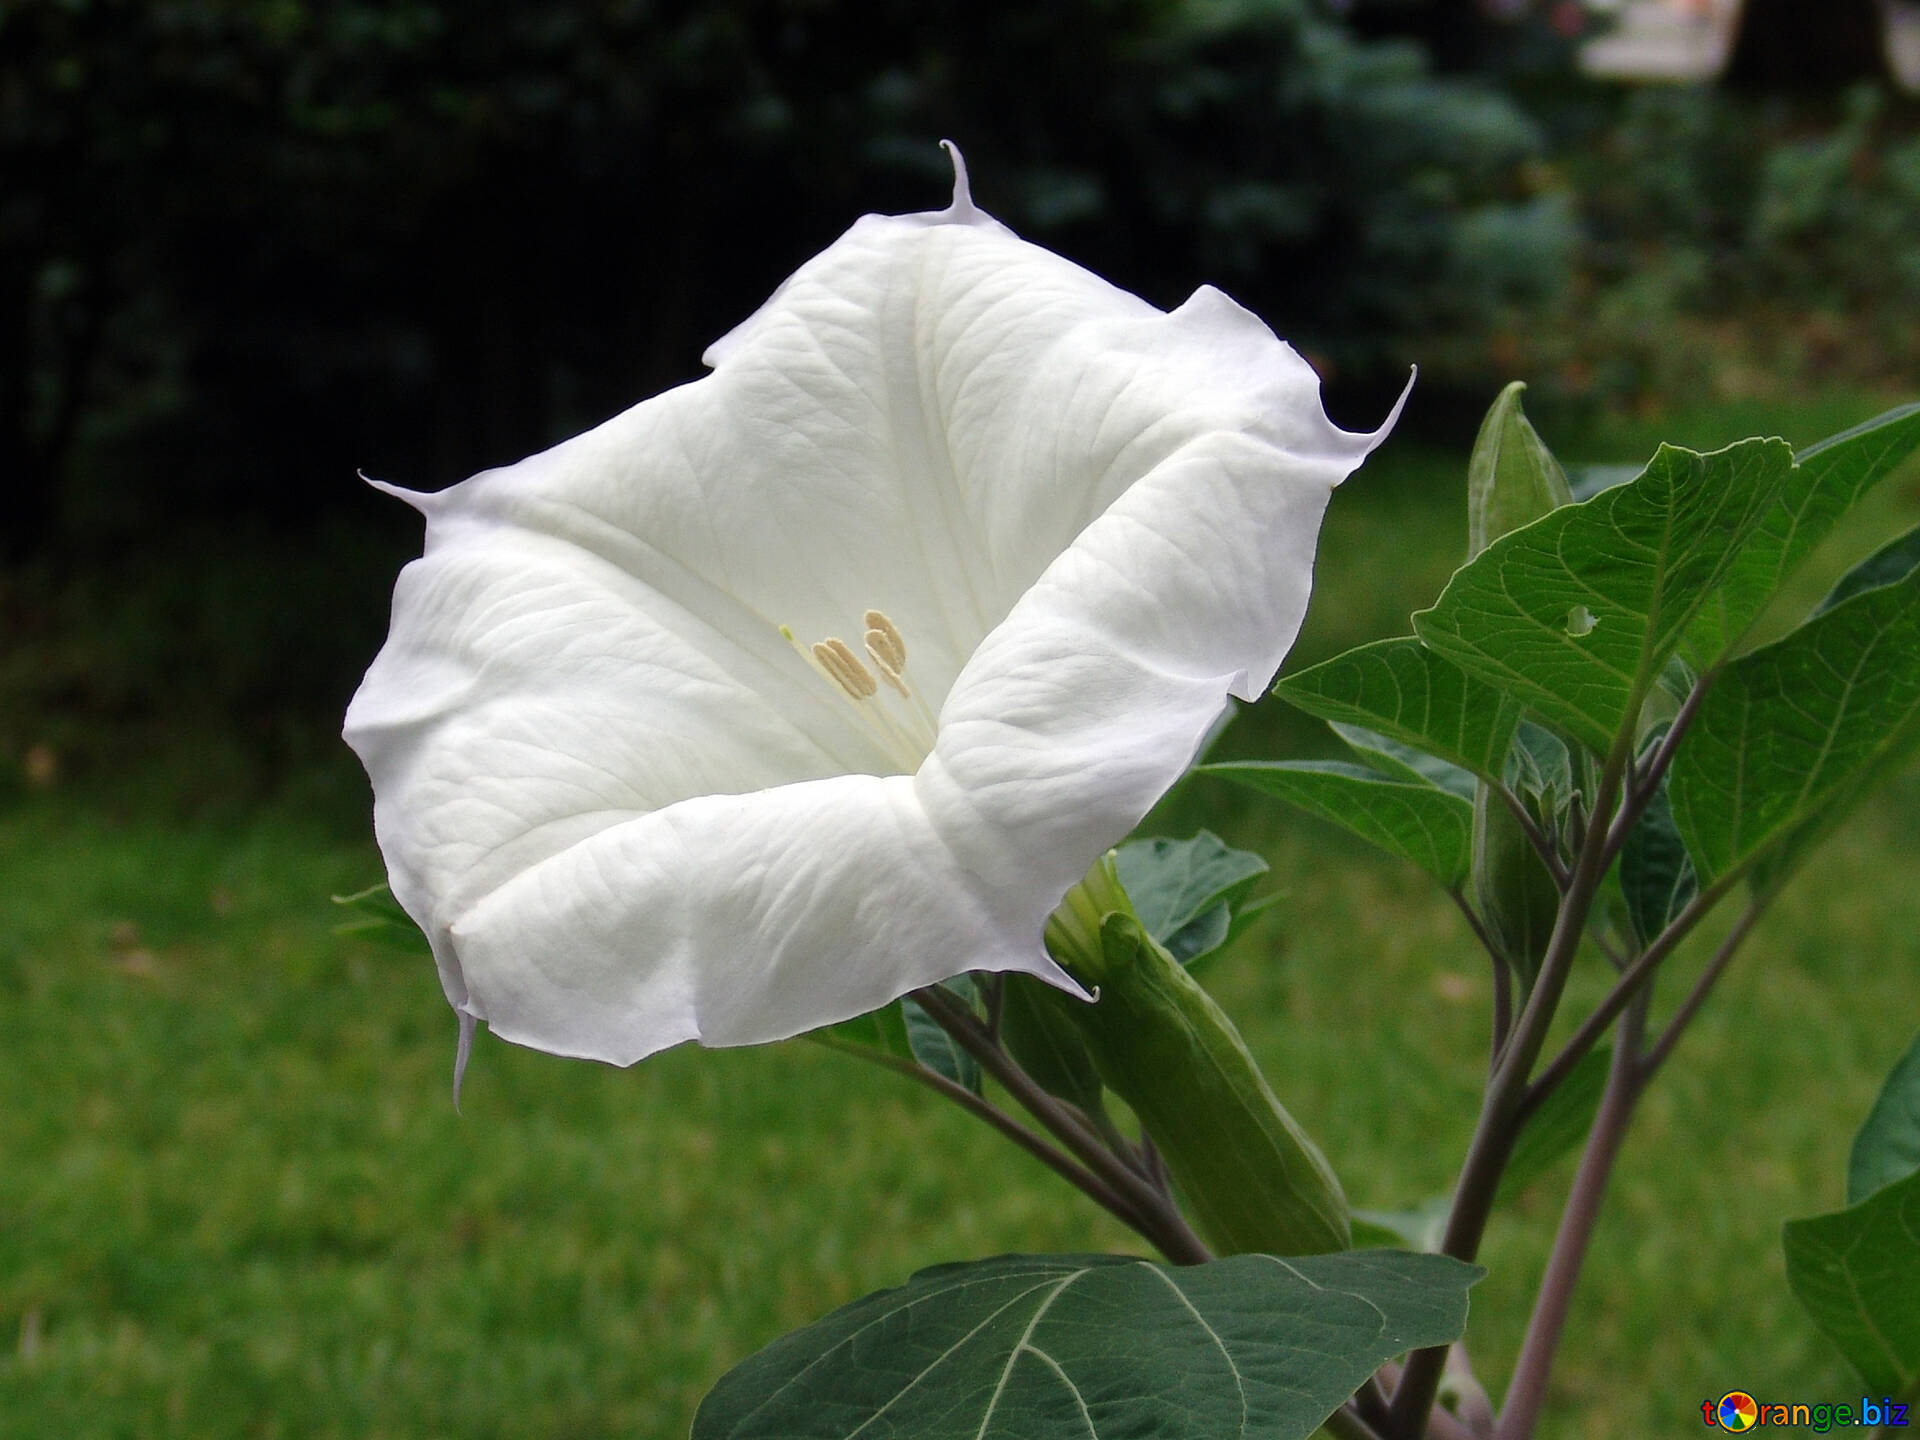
782, 609, 938, 772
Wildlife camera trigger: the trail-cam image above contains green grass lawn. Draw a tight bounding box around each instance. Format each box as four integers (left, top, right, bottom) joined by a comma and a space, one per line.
3, 391, 1916, 1439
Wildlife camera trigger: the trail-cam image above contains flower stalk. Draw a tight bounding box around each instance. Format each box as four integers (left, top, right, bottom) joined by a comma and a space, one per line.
909, 982, 1214, 1265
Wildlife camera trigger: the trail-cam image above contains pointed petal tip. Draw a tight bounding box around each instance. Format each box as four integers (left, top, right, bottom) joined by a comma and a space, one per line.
1032, 950, 1096, 1005
452, 1008, 478, 1111
939, 139, 977, 222
1331, 365, 1416, 476
1371, 366, 1417, 445
362, 471, 439, 515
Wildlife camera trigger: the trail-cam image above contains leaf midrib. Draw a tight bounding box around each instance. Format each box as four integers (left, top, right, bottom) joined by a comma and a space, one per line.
971, 1271, 1083, 1440
738, 1266, 1078, 1437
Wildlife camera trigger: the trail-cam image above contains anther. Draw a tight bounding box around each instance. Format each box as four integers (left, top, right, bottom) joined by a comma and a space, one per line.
813, 639, 878, 701
865, 637, 912, 697
863, 610, 907, 672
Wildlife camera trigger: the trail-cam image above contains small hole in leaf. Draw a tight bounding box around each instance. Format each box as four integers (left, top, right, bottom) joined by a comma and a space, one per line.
1565, 606, 1597, 637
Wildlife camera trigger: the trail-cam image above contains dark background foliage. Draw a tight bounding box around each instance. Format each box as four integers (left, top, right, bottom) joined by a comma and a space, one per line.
1, 0, 1915, 803
3, 0, 1567, 554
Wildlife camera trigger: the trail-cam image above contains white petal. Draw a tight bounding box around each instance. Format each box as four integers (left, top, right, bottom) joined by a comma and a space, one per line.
922, 291, 1404, 905
449, 775, 1074, 1064
345, 159, 1398, 1065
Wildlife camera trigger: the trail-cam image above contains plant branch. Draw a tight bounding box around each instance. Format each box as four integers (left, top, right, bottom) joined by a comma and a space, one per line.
981, 972, 1006, 1041
1354, 1375, 1393, 1432
1388, 733, 1634, 1439
1590, 931, 1630, 973
1373, 1364, 1481, 1440
1518, 879, 1728, 1124
814, 1036, 1152, 1235
1446, 889, 1513, 1067
1491, 882, 1778, 1439
1447, 885, 1497, 961
1442, 1345, 1497, 1439
1639, 890, 1775, 1080
1498, 785, 1569, 888
1601, 672, 1715, 869
1489, 950, 1514, 1071
1633, 673, 1713, 804
910, 985, 1213, 1265
1324, 1403, 1387, 1440
1139, 1133, 1170, 1194
1495, 991, 1649, 1440
1424, 1401, 1482, 1440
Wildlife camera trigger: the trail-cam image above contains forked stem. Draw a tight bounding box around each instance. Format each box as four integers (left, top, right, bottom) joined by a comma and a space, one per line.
1387, 734, 1633, 1438
818, 1035, 1153, 1235
910, 984, 1213, 1265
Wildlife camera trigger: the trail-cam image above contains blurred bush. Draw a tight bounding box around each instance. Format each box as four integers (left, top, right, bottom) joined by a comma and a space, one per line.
12, 1, 1918, 802
3, 0, 1563, 558
2, 0, 1574, 799
1491, 80, 1920, 409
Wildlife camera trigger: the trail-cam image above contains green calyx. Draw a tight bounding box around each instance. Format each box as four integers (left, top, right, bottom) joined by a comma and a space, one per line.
1043, 851, 1136, 983
1039, 864, 1350, 1256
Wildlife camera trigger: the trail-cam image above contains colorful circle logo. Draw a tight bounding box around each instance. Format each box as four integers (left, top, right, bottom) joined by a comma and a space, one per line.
1717, 1392, 1759, 1431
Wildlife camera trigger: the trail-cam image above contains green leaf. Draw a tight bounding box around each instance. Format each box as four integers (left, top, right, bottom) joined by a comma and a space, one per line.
1146, 903, 1274, 971
903, 988, 982, 1095
1164, 902, 1232, 965
1467, 380, 1572, 560
1504, 720, 1573, 815
1461, 385, 1578, 984
1498, 1047, 1611, 1203
1693, 401, 1920, 656
816, 1000, 915, 1064
1203, 761, 1472, 890
1635, 655, 1699, 744
1783, 1167, 1920, 1396
1178, 892, 1286, 977
1819, 521, 1920, 615
999, 973, 1106, 1116
1850, 1031, 1920, 1205
1617, 785, 1696, 947
1352, 1197, 1451, 1253
1115, 831, 1269, 951
330, 881, 428, 951
692, 1250, 1482, 1440
1275, 638, 1521, 784
1414, 439, 1795, 754
1669, 560, 1920, 884
1331, 723, 1476, 798
1568, 463, 1640, 501
1470, 782, 1559, 986
1224, 891, 1285, 948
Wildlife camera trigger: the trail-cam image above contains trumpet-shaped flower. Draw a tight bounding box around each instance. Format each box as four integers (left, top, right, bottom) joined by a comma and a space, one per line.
345, 147, 1401, 1072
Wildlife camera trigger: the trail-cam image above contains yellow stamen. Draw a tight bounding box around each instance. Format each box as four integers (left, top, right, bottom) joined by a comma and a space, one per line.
864, 631, 912, 697
782, 609, 939, 773
813, 638, 878, 700
863, 610, 907, 671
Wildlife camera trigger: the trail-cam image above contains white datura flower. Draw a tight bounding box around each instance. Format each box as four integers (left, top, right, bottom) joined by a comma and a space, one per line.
345, 145, 1402, 1075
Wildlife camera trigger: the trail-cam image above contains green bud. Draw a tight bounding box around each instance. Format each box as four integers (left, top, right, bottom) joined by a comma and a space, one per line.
1471, 793, 1561, 989
1467, 381, 1571, 988
1041, 908, 1350, 1256
1466, 381, 1572, 561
